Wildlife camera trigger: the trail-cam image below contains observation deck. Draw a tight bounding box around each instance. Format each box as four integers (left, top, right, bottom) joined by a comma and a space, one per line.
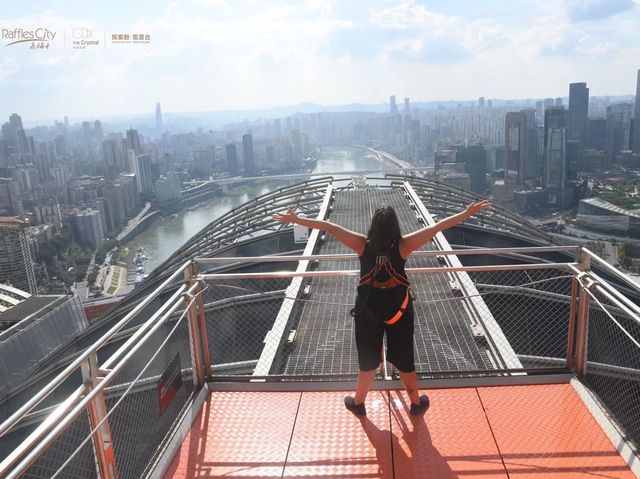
1, 177, 639, 478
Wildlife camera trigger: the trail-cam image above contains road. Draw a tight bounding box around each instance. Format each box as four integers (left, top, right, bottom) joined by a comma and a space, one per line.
116, 202, 152, 242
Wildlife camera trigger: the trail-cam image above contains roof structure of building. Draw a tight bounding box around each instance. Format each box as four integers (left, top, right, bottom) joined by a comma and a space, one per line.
0, 175, 639, 478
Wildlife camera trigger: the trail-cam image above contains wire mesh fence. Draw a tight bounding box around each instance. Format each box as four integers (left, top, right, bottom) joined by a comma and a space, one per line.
18, 297, 198, 479
200, 266, 574, 378
20, 411, 98, 479
582, 285, 640, 451
103, 307, 195, 479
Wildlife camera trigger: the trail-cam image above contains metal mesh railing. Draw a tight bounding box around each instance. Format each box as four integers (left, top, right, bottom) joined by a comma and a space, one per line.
0, 261, 199, 479
200, 265, 574, 378
7, 246, 640, 478
105, 312, 194, 479
467, 268, 573, 370
582, 284, 640, 451
20, 412, 98, 479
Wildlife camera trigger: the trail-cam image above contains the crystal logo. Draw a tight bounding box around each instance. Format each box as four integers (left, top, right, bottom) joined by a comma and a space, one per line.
72, 27, 92, 39
70, 27, 99, 49
1, 28, 57, 48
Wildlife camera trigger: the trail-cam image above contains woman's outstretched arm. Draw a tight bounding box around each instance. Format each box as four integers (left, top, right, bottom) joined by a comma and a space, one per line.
399, 200, 491, 258
273, 208, 366, 255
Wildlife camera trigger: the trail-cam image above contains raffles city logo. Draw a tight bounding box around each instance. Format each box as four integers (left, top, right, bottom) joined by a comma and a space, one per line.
1, 28, 57, 49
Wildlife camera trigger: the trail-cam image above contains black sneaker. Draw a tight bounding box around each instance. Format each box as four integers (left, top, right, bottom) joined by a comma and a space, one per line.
410, 395, 430, 415
344, 396, 366, 416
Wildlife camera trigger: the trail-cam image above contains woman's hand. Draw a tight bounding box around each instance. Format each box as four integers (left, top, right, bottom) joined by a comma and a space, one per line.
273, 208, 299, 224
465, 200, 492, 217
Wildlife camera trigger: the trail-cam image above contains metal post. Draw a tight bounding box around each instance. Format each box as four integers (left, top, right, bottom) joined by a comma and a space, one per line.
574, 248, 592, 376
566, 276, 579, 369
195, 279, 212, 378
81, 354, 117, 479
184, 261, 206, 386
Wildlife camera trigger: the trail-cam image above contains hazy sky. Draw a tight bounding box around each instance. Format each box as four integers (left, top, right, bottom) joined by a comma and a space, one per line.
1, 0, 639, 121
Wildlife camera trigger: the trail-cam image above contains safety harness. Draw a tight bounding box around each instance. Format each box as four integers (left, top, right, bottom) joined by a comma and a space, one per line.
357, 254, 411, 325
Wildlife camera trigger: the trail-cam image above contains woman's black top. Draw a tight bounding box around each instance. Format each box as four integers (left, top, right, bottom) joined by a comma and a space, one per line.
358, 240, 408, 286
353, 241, 410, 321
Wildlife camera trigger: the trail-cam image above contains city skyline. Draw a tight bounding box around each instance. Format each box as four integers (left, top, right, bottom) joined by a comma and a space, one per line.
1, 0, 640, 120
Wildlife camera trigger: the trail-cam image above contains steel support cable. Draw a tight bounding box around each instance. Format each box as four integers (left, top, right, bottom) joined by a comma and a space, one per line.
582, 286, 640, 351
202, 274, 574, 308
46, 289, 202, 479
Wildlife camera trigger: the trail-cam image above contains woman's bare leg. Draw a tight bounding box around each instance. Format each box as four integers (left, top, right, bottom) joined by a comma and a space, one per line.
398, 370, 420, 405
354, 369, 377, 404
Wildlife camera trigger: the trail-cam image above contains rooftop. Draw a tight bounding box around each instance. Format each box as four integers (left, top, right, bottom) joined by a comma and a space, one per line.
0, 176, 639, 479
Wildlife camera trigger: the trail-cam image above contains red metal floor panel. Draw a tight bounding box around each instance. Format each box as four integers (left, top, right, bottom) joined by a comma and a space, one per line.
388, 389, 508, 478
164, 391, 301, 478
282, 390, 393, 478
163, 385, 635, 479
478, 384, 635, 478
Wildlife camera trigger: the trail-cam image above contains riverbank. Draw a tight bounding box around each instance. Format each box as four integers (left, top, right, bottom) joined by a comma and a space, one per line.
121, 146, 387, 272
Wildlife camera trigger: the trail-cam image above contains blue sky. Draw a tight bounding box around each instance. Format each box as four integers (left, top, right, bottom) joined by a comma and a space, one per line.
1, 0, 639, 121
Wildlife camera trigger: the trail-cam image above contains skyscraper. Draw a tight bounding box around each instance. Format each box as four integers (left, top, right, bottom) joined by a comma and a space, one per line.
605, 103, 632, 164
633, 70, 640, 153
462, 144, 487, 194
102, 139, 122, 181
568, 82, 589, 149
131, 153, 154, 195
543, 107, 567, 196
0, 178, 23, 216
126, 128, 143, 156
0, 217, 37, 294
242, 134, 256, 176
70, 208, 104, 249
226, 144, 239, 176
404, 98, 411, 115
389, 96, 397, 115
505, 110, 536, 185
156, 103, 163, 132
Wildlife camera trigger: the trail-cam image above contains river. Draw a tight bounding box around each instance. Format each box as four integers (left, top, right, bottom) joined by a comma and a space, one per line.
124, 146, 387, 272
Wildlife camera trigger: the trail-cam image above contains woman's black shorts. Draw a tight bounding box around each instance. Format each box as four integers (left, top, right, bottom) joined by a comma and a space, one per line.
354, 300, 415, 373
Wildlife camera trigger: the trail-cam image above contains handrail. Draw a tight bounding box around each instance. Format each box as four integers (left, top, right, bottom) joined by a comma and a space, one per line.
0, 260, 192, 439
199, 262, 577, 281
0, 289, 190, 478
582, 248, 640, 295
194, 245, 580, 265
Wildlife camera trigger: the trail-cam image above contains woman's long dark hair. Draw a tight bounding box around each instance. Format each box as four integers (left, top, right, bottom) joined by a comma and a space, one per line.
367, 206, 401, 254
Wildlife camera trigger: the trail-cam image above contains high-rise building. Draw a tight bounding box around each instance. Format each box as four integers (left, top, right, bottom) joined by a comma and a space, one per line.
0, 178, 23, 216
70, 208, 104, 249
543, 107, 567, 194
155, 103, 163, 132
605, 103, 632, 164
102, 139, 122, 181
478, 97, 485, 109
242, 134, 256, 176
129, 153, 154, 195
505, 110, 536, 185
463, 144, 487, 194
587, 118, 607, 151
94, 120, 103, 141
404, 98, 411, 115
155, 172, 181, 203
568, 82, 589, 149
0, 217, 37, 294
633, 70, 640, 153
118, 173, 139, 214
555, 97, 563, 107
226, 144, 239, 176
126, 128, 143, 156
389, 95, 397, 115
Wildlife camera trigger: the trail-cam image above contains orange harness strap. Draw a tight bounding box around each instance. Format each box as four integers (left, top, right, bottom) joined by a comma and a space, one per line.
384, 288, 410, 325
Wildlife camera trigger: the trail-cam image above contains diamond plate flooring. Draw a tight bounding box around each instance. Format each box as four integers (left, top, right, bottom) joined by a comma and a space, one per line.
163, 385, 635, 478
